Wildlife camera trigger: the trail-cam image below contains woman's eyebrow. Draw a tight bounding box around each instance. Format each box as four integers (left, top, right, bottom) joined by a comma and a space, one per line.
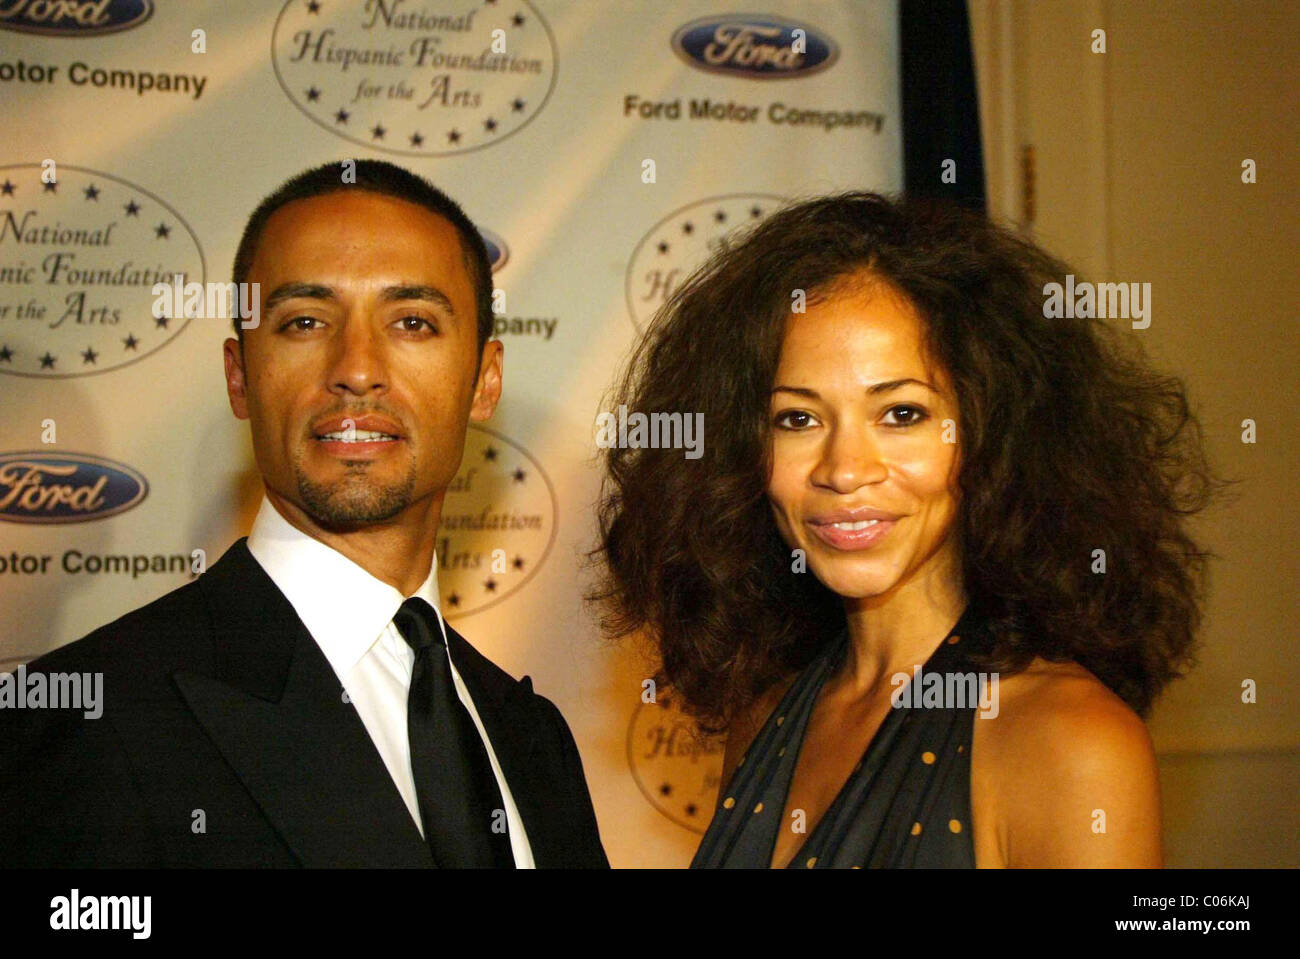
770, 378, 937, 397
865, 377, 937, 394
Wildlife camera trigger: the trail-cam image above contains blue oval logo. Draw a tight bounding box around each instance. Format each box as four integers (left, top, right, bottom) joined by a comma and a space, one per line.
671, 14, 838, 79
0, 0, 153, 36
477, 228, 510, 274
0, 452, 148, 524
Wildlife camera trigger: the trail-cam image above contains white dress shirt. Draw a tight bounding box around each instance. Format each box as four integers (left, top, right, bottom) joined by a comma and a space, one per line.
245, 497, 535, 867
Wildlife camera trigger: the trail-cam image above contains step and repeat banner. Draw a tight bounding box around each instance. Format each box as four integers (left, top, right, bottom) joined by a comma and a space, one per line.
0, 0, 902, 866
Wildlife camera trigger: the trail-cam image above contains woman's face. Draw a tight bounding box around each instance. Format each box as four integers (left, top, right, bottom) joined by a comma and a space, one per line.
766, 278, 962, 604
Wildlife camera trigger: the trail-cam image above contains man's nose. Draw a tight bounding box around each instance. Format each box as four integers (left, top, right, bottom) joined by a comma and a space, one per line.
327, 317, 388, 397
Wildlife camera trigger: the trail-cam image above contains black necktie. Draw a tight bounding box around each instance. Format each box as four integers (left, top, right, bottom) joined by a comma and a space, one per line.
393, 597, 513, 868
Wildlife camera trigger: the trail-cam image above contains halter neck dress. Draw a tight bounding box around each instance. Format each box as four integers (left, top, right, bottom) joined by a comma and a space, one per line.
691, 604, 993, 868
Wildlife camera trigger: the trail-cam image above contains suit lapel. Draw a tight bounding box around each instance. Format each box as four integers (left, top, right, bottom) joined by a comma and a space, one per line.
445, 623, 567, 867
175, 541, 432, 867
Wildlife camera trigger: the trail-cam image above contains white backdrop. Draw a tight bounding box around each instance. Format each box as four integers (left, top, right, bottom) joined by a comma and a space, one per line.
0, 0, 902, 866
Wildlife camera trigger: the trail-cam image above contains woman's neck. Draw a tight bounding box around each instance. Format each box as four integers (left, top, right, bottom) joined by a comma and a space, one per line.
838, 561, 968, 696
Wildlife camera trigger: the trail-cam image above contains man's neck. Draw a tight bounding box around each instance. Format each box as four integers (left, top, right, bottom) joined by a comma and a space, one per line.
263, 490, 442, 596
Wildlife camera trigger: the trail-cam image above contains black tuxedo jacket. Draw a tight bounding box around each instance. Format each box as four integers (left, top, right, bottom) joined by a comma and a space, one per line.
0, 540, 608, 867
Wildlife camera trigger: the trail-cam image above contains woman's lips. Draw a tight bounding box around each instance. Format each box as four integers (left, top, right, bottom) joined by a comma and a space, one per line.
807, 517, 897, 551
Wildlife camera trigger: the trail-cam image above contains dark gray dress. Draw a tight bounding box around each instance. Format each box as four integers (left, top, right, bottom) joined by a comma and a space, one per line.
691, 604, 992, 868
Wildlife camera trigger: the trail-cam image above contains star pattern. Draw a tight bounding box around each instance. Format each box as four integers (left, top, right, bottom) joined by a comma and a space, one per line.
286, 0, 546, 157
629, 196, 780, 332
435, 436, 549, 612
2, 171, 199, 378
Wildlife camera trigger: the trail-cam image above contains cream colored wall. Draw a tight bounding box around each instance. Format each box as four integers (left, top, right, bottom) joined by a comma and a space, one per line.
968, 0, 1299, 866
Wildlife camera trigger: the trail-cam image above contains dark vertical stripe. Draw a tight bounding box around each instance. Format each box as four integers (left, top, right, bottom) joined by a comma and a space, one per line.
899, 0, 987, 209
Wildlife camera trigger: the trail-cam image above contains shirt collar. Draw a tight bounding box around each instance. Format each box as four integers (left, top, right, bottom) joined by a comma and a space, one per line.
245, 497, 446, 676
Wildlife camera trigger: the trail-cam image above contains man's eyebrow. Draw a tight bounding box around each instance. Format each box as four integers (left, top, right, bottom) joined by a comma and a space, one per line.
264, 283, 335, 311
261, 283, 456, 315
379, 285, 455, 315
770, 378, 937, 397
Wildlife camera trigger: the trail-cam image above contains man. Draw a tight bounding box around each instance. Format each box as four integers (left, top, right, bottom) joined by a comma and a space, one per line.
0, 160, 608, 867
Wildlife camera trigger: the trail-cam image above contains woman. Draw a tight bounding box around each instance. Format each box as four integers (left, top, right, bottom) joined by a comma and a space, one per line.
592, 193, 1224, 867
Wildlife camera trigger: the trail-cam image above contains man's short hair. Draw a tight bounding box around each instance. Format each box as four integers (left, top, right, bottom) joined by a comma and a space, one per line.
231, 160, 493, 352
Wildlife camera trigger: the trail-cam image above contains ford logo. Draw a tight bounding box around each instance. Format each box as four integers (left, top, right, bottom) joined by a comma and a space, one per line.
671, 14, 839, 79
0, 0, 153, 36
0, 452, 148, 524
477, 228, 510, 274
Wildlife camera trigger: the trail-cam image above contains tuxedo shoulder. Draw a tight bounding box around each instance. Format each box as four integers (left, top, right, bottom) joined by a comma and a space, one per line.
25, 573, 211, 682
448, 624, 540, 699
25, 540, 257, 680
447, 625, 575, 728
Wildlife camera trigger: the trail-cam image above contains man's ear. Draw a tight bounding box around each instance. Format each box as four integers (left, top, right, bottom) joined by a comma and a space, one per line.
469, 339, 503, 422
223, 337, 251, 420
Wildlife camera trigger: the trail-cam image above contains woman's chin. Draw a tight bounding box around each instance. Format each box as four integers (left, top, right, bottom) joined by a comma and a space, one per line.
811, 565, 903, 602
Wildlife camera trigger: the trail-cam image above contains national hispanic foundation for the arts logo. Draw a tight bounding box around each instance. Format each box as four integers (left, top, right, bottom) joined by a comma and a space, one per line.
436, 424, 557, 617
272, 0, 558, 157
628, 695, 724, 834
0, 164, 204, 379
625, 193, 783, 331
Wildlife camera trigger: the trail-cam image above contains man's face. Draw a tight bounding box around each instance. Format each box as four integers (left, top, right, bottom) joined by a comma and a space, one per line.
223, 190, 501, 531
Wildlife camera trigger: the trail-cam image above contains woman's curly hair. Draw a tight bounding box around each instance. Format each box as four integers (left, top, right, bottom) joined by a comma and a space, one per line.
590, 192, 1228, 732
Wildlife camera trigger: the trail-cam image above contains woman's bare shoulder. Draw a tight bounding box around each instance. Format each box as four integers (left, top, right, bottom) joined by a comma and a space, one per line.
974, 657, 1162, 866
